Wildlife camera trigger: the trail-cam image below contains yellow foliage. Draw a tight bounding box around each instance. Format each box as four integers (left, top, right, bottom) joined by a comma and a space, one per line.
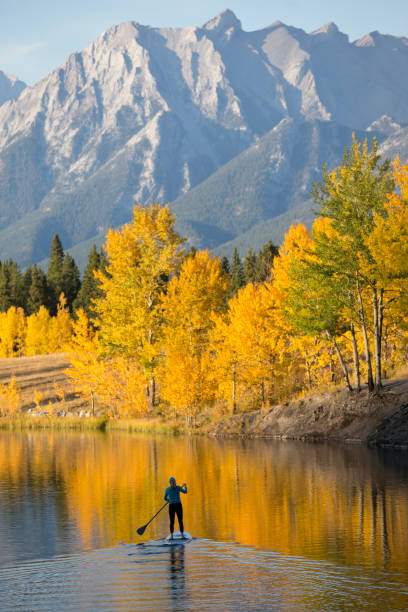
54, 382, 65, 403
93, 204, 185, 409
66, 309, 149, 417
272, 223, 313, 317
0, 307, 26, 357
25, 306, 52, 356
97, 357, 149, 418
33, 390, 43, 412
159, 250, 228, 418
0, 377, 22, 416
212, 282, 287, 410
65, 309, 104, 415
367, 157, 408, 284
48, 294, 72, 352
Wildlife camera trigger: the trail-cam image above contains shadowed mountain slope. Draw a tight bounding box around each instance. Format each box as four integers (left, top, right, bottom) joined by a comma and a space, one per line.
0, 11, 407, 265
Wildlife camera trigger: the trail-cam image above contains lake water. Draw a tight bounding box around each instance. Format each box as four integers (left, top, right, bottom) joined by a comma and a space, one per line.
0, 432, 407, 610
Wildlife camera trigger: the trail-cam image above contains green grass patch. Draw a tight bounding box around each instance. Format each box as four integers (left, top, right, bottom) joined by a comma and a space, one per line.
105, 417, 183, 435
0, 414, 185, 434
0, 415, 109, 431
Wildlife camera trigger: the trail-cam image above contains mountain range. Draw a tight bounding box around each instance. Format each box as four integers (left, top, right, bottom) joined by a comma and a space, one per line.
0, 10, 408, 267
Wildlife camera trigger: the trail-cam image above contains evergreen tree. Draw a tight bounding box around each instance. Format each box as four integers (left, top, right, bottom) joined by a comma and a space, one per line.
62, 254, 81, 312
244, 249, 257, 284
0, 260, 25, 312
0, 262, 11, 312
22, 264, 33, 313
220, 255, 230, 276
255, 240, 279, 283
27, 265, 49, 315
74, 245, 105, 318
47, 234, 64, 314
229, 248, 245, 296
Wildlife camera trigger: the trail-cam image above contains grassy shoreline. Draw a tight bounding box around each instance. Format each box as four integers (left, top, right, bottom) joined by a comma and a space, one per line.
0, 415, 184, 434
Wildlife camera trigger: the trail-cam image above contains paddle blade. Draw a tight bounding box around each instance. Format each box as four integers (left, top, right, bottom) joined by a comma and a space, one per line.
137, 525, 147, 536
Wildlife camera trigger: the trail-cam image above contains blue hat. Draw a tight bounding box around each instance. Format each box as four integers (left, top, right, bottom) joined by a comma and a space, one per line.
169, 477, 176, 484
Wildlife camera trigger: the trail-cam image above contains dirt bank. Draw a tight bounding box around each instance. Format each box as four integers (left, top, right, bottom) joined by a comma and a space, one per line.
210, 378, 408, 448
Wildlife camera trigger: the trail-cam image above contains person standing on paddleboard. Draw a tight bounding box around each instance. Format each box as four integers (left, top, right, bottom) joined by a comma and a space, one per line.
164, 477, 187, 539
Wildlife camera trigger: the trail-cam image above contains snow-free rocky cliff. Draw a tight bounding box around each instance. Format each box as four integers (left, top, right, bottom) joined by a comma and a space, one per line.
0, 9, 408, 266
0, 71, 26, 107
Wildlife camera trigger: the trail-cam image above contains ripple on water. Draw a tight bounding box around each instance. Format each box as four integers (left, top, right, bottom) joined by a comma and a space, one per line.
0, 539, 407, 611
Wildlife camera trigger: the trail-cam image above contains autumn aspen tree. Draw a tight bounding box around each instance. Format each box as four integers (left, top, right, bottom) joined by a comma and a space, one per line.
94, 204, 185, 411
159, 250, 228, 421
313, 137, 394, 391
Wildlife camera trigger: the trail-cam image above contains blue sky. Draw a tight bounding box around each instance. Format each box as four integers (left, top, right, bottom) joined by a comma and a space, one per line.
1, 0, 407, 84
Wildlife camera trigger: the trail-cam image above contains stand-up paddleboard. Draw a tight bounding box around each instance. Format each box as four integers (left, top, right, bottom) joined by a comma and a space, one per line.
165, 531, 192, 544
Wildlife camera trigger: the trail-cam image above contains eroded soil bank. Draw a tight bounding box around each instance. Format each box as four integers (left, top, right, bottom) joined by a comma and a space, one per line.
210, 378, 408, 448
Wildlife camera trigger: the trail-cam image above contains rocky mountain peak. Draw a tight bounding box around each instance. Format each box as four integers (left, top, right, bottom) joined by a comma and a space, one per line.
0, 70, 26, 106
0, 12, 408, 267
356, 31, 381, 47
310, 22, 348, 43
367, 115, 402, 135
203, 9, 242, 33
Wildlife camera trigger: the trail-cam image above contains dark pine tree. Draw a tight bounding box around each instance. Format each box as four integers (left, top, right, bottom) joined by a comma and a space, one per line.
47, 234, 64, 315
0, 262, 12, 312
9, 261, 25, 309
244, 248, 257, 284
229, 248, 245, 296
22, 264, 33, 313
220, 255, 230, 276
27, 265, 49, 314
73, 245, 106, 318
62, 254, 81, 312
255, 240, 279, 283
187, 245, 197, 258
0, 259, 25, 312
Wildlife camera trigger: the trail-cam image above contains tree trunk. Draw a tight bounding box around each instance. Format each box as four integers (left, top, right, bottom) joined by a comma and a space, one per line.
327, 331, 352, 391
232, 361, 237, 414
356, 277, 374, 392
373, 287, 383, 391
329, 349, 335, 384
350, 321, 361, 392
305, 355, 312, 391
146, 376, 155, 411
90, 390, 95, 416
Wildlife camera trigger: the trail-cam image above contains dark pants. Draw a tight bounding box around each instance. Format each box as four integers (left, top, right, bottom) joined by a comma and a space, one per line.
169, 502, 183, 533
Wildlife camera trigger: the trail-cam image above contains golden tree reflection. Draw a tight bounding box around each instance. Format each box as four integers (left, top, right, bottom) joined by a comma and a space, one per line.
0, 432, 407, 573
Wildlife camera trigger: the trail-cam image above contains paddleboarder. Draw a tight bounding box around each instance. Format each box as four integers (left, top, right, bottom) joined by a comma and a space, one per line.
164, 477, 187, 539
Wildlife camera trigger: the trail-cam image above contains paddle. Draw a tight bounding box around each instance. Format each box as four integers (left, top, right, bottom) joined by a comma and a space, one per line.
137, 501, 168, 535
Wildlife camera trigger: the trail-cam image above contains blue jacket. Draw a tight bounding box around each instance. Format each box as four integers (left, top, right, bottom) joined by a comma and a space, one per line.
164, 484, 187, 504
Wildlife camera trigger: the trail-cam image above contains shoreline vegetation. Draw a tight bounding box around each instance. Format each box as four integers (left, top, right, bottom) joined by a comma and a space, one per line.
1, 138, 408, 443
0, 354, 407, 447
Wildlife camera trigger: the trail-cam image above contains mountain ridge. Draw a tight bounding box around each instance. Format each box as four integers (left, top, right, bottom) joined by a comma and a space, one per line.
0, 11, 407, 267
0, 71, 26, 107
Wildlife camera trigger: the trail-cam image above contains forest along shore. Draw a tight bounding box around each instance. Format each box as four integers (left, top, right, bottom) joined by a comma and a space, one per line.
0, 354, 408, 447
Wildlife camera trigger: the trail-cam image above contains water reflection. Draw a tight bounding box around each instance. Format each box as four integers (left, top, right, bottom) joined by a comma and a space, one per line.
0, 431, 407, 577
169, 546, 186, 608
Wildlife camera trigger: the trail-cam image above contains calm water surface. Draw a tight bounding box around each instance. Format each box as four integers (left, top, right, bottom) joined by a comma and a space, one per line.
0, 432, 407, 610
